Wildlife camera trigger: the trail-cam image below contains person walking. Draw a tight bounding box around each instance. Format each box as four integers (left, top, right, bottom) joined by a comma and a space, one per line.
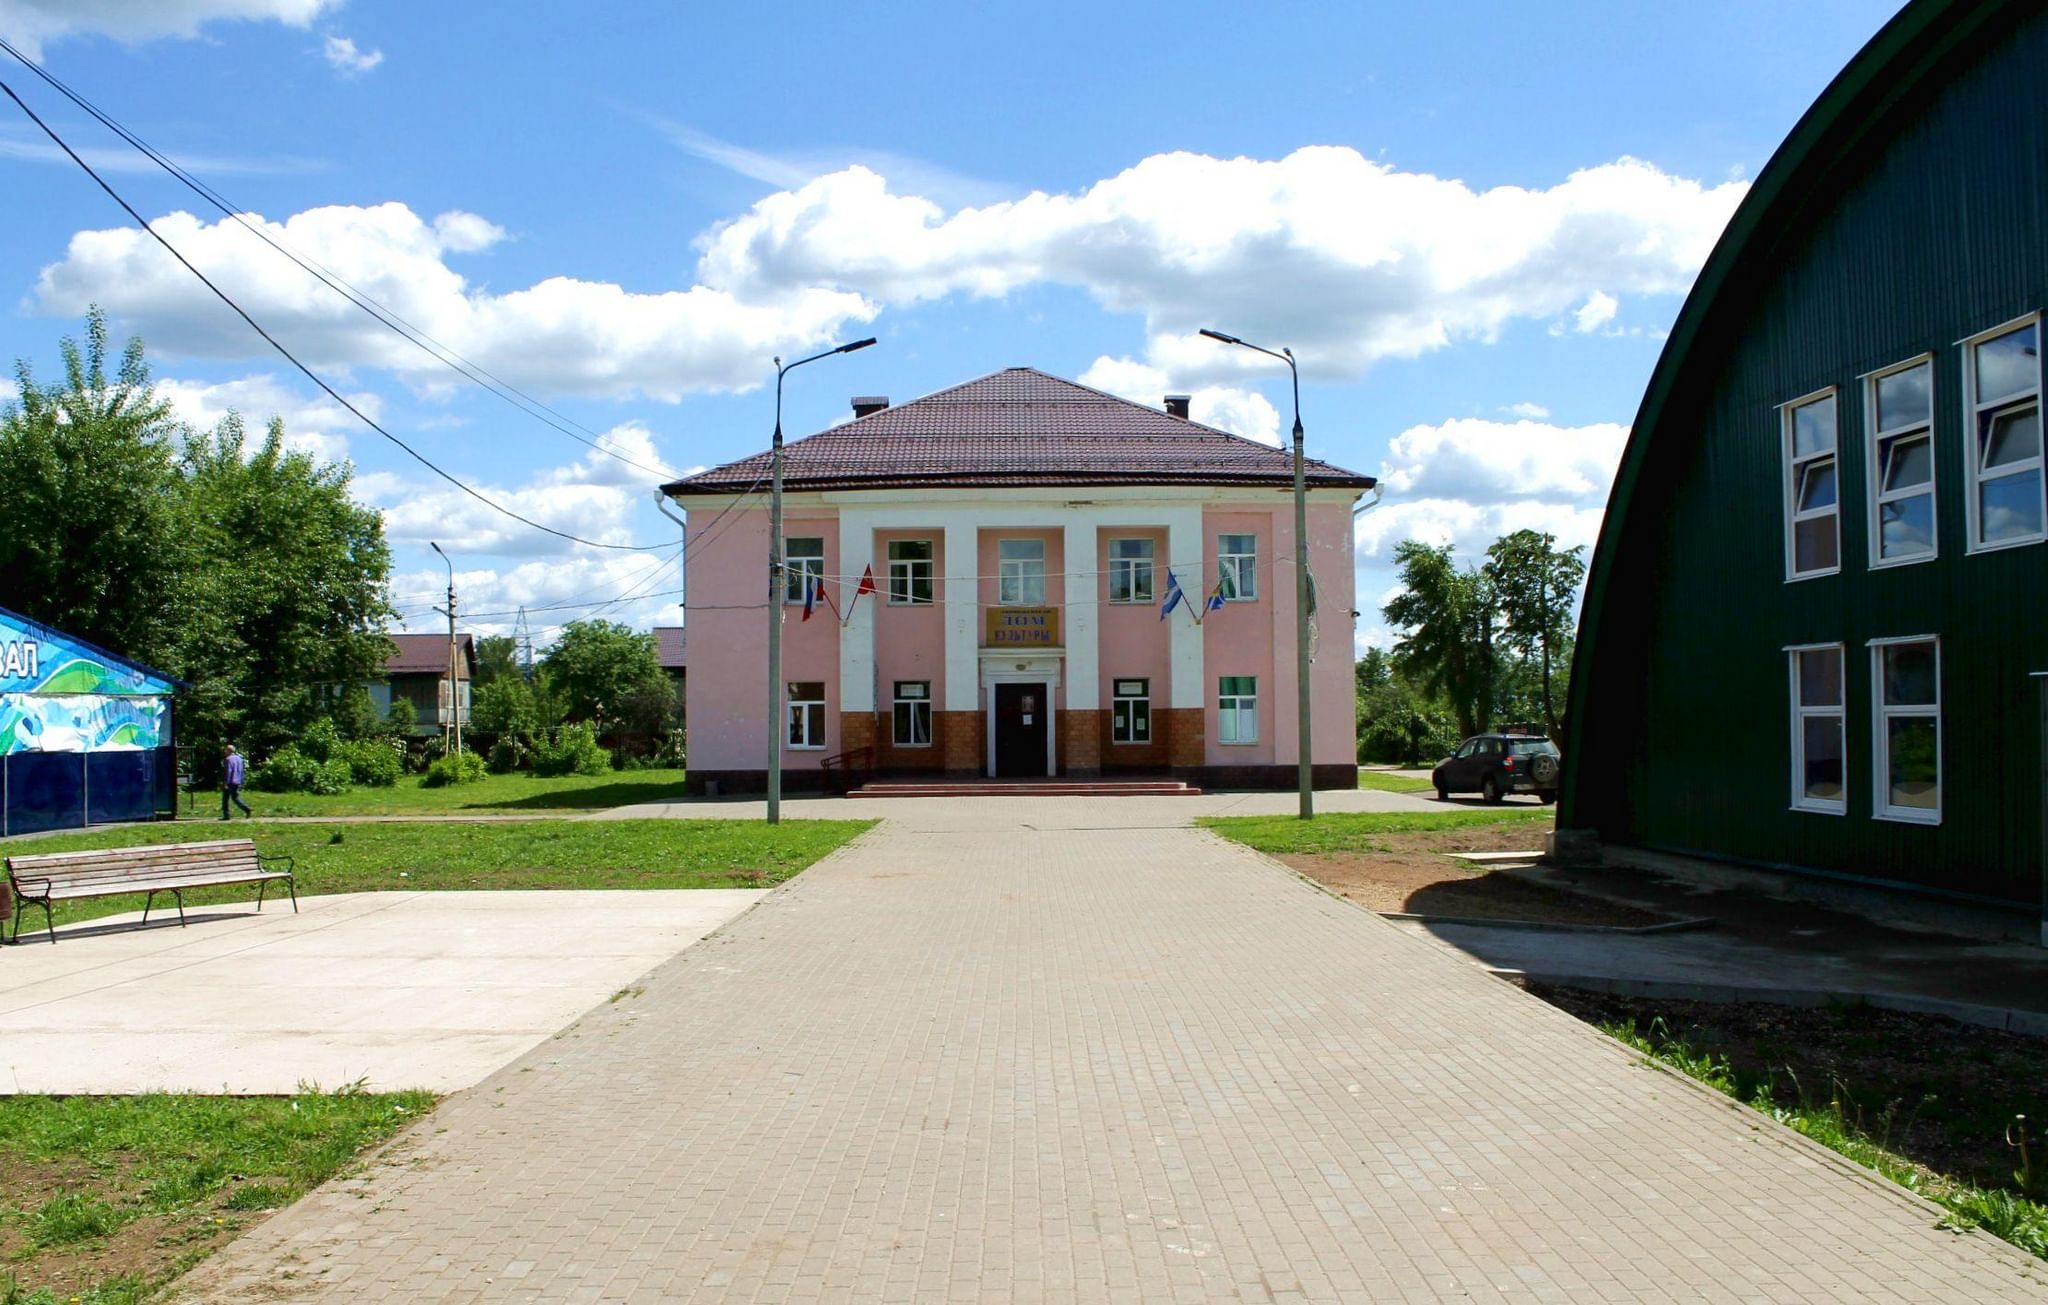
222, 743, 252, 820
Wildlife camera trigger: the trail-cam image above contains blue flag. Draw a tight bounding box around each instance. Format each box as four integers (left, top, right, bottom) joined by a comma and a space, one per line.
1159, 569, 1184, 620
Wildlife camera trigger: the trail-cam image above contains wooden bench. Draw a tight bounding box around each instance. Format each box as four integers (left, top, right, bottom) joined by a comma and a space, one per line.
6, 839, 296, 944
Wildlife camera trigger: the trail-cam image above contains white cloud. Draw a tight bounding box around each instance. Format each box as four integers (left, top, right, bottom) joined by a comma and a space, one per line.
697, 149, 1744, 383
1377, 416, 1628, 504
0, 126, 324, 177
33, 202, 875, 402
389, 551, 684, 645
0, 0, 335, 57
156, 372, 373, 464
1572, 290, 1619, 333
1501, 401, 1550, 419
0, 377, 17, 407
1354, 495, 1608, 561
321, 32, 381, 75
540, 422, 679, 488
1077, 356, 1282, 447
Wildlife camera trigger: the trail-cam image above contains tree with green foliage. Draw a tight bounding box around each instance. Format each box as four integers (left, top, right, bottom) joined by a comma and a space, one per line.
0, 307, 189, 666
474, 634, 522, 685
1382, 540, 1497, 739
540, 620, 665, 726
472, 674, 542, 738
1483, 530, 1586, 742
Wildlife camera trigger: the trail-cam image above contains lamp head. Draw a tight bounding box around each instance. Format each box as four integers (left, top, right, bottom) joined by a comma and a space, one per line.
836, 337, 878, 354
1198, 328, 1242, 346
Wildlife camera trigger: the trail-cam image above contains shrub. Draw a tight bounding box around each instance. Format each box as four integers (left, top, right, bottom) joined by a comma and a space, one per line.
422, 750, 488, 787
486, 736, 526, 774
337, 739, 402, 788
250, 744, 317, 793
532, 723, 610, 777
309, 757, 352, 796
300, 716, 342, 763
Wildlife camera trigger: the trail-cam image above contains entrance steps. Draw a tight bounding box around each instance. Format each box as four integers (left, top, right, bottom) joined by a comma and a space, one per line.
846, 779, 1202, 799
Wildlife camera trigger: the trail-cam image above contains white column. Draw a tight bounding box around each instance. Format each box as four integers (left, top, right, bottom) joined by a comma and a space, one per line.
943, 520, 979, 712
1062, 521, 1099, 709
837, 514, 877, 713
1163, 508, 1205, 712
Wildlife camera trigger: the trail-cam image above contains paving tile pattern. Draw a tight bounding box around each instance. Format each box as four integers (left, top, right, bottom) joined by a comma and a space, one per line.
178, 816, 2047, 1302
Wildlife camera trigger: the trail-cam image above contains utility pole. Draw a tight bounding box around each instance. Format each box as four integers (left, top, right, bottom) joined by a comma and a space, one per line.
766, 337, 878, 823
1202, 328, 1315, 819
431, 541, 461, 755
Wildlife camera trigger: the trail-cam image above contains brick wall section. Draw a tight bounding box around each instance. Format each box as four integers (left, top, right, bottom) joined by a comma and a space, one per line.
1099, 710, 1168, 772
1164, 707, 1204, 780
938, 710, 985, 777
1060, 709, 1103, 777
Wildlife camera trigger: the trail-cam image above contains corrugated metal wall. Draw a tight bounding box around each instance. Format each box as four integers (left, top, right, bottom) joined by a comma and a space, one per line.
1577, 8, 2048, 907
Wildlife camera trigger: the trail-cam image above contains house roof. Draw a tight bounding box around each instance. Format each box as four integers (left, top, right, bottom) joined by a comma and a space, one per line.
653, 626, 686, 670
661, 368, 1376, 496
386, 633, 475, 676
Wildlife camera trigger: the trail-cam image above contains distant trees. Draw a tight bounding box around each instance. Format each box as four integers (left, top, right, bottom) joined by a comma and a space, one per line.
1364, 529, 1587, 761
540, 620, 674, 732
0, 310, 395, 776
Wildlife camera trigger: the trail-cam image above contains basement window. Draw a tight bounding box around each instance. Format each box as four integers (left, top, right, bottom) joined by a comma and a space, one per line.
1964, 315, 2043, 552
1781, 389, 1840, 580
1865, 357, 1936, 565
1870, 637, 1940, 825
1787, 643, 1845, 814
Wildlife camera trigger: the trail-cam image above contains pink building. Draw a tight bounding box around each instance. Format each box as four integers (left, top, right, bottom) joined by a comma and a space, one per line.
663, 369, 1375, 793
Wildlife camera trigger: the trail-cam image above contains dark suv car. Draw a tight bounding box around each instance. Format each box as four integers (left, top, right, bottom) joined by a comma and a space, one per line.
1431, 734, 1561, 804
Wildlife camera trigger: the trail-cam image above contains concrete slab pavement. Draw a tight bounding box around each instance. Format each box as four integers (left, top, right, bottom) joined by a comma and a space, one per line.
586, 785, 1445, 826
0, 889, 763, 1094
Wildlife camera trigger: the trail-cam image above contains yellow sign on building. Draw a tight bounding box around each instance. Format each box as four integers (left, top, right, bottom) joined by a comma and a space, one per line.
985, 607, 1060, 647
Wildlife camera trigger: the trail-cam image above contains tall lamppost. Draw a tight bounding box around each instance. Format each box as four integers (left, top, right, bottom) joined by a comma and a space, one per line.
767, 337, 878, 824
429, 540, 461, 757
1200, 329, 1313, 819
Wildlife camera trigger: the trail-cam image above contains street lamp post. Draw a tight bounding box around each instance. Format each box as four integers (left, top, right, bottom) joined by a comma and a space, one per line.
1200, 329, 1314, 820
429, 540, 461, 758
766, 337, 878, 824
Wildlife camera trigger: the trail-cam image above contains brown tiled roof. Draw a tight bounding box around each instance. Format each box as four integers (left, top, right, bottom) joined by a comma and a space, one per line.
661, 368, 1376, 495
652, 626, 686, 670
386, 633, 475, 676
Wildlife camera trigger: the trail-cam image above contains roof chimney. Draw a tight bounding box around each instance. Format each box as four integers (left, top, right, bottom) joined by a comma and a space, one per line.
1163, 394, 1192, 419
851, 395, 890, 419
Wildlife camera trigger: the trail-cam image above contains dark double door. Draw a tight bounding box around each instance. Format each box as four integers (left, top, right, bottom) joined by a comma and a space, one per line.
993, 682, 1049, 778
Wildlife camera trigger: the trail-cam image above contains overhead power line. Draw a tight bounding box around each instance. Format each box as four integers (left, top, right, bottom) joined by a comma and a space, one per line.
0, 76, 669, 554
0, 37, 672, 482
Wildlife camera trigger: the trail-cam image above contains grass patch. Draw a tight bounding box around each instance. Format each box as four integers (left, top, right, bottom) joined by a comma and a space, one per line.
1587, 1007, 2048, 1262
173, 768, 691, 819
0, 1088, 432, 1303
3, 818, 872, 933
1355, 769, 1436, 794
1200, 807, 1552, 856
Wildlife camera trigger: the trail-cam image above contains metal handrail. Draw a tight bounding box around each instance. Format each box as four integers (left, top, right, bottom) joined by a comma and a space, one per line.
819, 745, 875, 795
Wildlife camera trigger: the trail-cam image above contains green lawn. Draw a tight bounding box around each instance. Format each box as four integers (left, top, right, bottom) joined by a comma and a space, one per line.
1199, 807, 1553, 856
174, 767, 691, 818
0, 1088, 434, 1304
3, 818, 873, 934
1356, 769, 1436, 794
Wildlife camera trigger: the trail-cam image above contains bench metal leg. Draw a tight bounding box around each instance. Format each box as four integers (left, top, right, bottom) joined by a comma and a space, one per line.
142, 890, 156, 925
255, 880, 267, 912
173, 889, 186, 926
287, 875, 298, 914
13, 897, 54, 944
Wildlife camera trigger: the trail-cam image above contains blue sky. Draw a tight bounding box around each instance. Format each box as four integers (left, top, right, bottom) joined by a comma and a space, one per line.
0, 0, 1901, 649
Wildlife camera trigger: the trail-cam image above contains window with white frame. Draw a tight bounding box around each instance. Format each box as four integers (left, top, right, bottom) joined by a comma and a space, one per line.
998, 538, 1046, 605
887, 540, 934, 605
1788, 644, 1845, 813
1965, 317, 2043, 550
784, 537, 824, 603
1217, 675, 1257, 744
1108, 538, 1155, 604
1782, 391, 1840, 578
1217, 533, 1258, 600
1866, 358, 1936, 564
1111, 678, 1150, 744
786, 681, 825, 749
1871, 637, 1940, 823
892, 680, 931, 746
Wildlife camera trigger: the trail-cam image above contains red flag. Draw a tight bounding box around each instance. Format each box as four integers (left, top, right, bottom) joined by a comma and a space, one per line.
855, 564, 877, 597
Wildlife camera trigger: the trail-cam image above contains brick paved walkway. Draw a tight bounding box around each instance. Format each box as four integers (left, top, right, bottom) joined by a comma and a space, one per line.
178, 807, 2047, 1302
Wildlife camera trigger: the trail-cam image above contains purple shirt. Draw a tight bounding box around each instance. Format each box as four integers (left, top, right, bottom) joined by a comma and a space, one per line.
225, 753, 245, 786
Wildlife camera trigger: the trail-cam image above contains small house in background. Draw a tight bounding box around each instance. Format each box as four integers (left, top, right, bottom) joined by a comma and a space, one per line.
0, 605, 180, 834
373, 633, 475, 736
653, 626, 686, 727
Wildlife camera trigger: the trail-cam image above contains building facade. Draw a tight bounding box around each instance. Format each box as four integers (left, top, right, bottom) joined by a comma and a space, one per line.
1560, 0, 2048, 942
666, 370, 1374, 793
372, 633, 475, 736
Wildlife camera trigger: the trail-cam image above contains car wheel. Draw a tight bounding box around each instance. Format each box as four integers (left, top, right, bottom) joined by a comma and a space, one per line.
1435, 786, 1450, 801
1482, 775, 1503, 805
1540, 791, 1557, 805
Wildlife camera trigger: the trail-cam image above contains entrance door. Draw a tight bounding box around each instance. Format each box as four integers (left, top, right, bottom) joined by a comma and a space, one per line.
994, 682, 1049, 778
